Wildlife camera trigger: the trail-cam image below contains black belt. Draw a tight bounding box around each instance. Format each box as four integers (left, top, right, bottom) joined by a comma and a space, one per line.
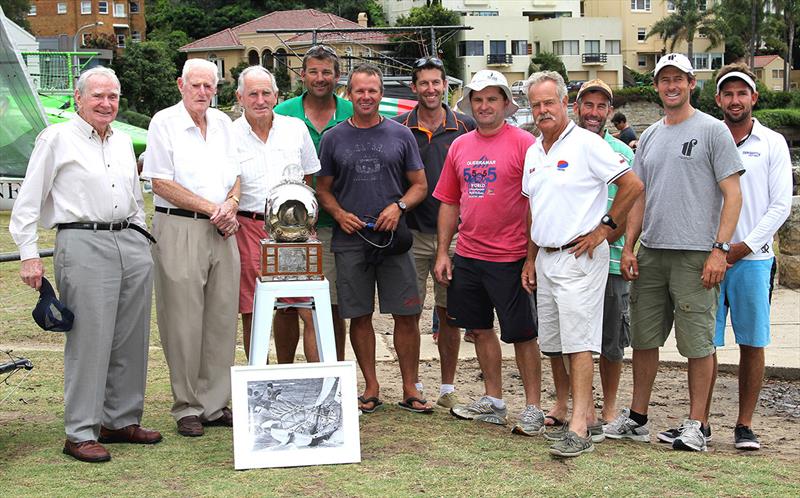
543, 240, 578, 253
155, 206, 210, 219
58, 221, 157, 244
237, 210, 265, 221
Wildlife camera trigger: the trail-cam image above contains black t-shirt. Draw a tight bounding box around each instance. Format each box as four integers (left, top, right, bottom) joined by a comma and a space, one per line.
619, 126, 637, 146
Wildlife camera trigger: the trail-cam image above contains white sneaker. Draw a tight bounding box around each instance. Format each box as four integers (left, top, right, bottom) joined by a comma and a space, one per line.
450, 396, 508, 425
603, 409, 650, 442
672, 419, 708, 452
511, 405, 546, 436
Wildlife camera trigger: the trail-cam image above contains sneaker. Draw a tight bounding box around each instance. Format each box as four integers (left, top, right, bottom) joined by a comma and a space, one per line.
511, 405, 546, 436
544, 421, 605, 443
588, 421, 605, 443
543, 422, 569, 441
734, 425, 760, 450
658, 423, 712, 444
549, 431, 595, 458
436, 392, 460, 409
450, 396, 508, 425
672, 419, 708, 452
603, 409, 650, 442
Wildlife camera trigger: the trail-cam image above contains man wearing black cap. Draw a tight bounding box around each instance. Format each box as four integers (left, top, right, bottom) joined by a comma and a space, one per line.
10, 67, 161, 462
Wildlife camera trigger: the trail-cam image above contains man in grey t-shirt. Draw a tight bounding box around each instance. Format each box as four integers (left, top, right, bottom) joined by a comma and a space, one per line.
604, 53, 744, 453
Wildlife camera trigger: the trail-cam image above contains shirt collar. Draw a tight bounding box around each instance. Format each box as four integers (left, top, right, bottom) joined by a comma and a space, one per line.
176, 101, 214, 132
300, 92, 347, 121
538, 120, 576, 151
403, 103, 459, 132
745, 118, 766, 143
73, 113, 114, 140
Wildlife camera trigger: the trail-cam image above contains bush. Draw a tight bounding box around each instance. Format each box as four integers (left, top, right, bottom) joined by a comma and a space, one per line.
611, 86, 660, 107
217, 82, 237, 107
117, 110, 151, 129
753, 109, 800, 128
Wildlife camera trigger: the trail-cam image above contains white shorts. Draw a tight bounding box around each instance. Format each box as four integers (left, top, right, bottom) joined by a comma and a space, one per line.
536, 241, 609, 355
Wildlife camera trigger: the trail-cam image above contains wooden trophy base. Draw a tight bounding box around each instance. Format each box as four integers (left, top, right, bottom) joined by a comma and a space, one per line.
260, 237, 323, 281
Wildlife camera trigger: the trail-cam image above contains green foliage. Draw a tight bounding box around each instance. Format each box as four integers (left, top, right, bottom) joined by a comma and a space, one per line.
627, 67, 654, 87
320, 0, 386, 26
146, 29, 191, 76
112, 41, 180, 117
83, 33, 116, 50
714, 0, 768, 63
217, 81, 237, 107
611, 86, 661, 107
753, 108, 800, 128
395, 5, 461, 79
117, 109, 152, 129
0, 0, 31, 29
228, 61, 250, 86
530, 52, 568, 82
647, 0, 722, 60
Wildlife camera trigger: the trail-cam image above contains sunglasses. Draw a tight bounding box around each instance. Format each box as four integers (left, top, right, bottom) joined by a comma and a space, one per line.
414, 57, 444, 68
305, 45, 337, 57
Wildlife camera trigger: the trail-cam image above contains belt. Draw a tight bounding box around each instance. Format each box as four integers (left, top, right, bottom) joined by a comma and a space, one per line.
57, 221, 157, 244
155, 206, 210, 219
237, 210, 265, 221
543, 240, 578, 253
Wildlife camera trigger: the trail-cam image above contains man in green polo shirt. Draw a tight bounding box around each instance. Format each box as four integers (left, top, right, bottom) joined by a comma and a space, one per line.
542, 79, 635, 440
273, 45, 352, 362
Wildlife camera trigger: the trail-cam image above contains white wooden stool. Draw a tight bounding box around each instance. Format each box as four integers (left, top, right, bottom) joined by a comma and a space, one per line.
249, 278, 336, 365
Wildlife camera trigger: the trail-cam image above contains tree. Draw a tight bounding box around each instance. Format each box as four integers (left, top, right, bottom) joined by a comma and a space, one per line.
530, 52, 569, 83
321, 1, 386, 26
714, 0, 769, 66
395, 4, 461, 79
770, 0, 800, 91
112, 41, 180, 117
647, 0, 723, 61
0, 0, 31, 30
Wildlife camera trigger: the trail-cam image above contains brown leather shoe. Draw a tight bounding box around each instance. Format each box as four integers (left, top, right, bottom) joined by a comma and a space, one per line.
99, 424, 163, 444
202, 407, 233, 427
177, 415, 204, 437
63, 440, 111, 463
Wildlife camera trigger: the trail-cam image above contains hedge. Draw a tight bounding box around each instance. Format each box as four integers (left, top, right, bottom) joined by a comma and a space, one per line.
752, 108, 800, 128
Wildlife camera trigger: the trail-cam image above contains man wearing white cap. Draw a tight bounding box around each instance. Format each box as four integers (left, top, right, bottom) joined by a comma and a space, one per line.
660, 63, 792, 450
522, 71, 642, 458
433, 70, 545, 435
608, 53, 744, 452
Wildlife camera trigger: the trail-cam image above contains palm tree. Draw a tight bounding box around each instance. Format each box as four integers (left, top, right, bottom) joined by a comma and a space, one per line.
647, 0, 723, 62
772, 0, 799, 91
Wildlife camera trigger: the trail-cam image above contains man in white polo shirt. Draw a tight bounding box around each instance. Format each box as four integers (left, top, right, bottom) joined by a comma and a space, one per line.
232, 66, 321, 362
521, 71, 643, 458
143, 59, 241, 438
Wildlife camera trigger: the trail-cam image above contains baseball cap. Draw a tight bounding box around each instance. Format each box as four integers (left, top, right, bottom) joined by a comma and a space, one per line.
32, 277, 74, 332
456, 70, 520, 118
576, 79, 613, 102
716, 71, 757, 94
654, 53, 695, 78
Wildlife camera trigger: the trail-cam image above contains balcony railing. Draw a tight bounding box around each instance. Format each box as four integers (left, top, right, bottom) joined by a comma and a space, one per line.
487, 53, 512, 65
582, 53, 608, 64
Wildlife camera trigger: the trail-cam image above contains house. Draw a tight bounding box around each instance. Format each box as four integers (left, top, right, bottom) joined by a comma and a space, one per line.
178, 9, 390, 90
753, 55, 787, 91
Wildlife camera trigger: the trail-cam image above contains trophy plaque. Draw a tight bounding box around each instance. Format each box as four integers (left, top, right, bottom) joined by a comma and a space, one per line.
260, 165, 323, 281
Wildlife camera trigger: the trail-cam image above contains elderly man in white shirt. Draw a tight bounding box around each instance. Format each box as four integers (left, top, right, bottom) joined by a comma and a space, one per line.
10, 66, 161, 463
142, 58, 241, 438
232, 66, 321, 361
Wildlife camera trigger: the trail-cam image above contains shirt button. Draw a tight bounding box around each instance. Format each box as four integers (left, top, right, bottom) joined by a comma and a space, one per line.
114, 205, 118, 208
112, 183, 115, 187
107, 164, 110, 168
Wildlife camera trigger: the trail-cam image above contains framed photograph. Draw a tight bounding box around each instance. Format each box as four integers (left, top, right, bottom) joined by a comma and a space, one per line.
231, 361, 361, 470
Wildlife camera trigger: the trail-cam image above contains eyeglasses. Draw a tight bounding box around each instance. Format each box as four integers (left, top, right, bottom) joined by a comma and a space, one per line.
305, 45, 337, 57
414, 57, 444, 68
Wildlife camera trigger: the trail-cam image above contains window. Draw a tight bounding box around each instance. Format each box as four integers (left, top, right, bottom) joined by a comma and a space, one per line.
99, 2, 109, 14
667, 1, 676, 11
81, 1, 92, 14
637, 28, 647, 42
692, 54, 709, 70
132, 31, 141, 43
466, 11, 498, 16
114, 2, 126, 17
772, 69, 785, 79
81, 33, 91, 46
28, 5, 36, 15
553, 40, 579, 56
457, 41, 484, 57
57, 3, 67, 14
585, 40, 600, 54
489, 40, 506, 55
638, 55, 647, 67
130, 2, 140, 13
511, 40, 528, 56
606, 40, 620, 54
711, 54, 723, 69
116, 34, 126, 48
631, 0, 651, 11
698, 0, 707, 10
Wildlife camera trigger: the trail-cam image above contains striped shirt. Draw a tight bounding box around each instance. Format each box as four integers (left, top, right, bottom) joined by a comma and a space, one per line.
603, 130, 634, 275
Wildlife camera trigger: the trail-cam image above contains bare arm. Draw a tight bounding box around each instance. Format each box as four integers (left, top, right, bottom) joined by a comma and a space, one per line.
374, 169, 428, 232
521, 209, 539, 294
433, 202, 459, 287
620, 193, 645, 281
701, 174, 742, 289
316, 176, 364, 235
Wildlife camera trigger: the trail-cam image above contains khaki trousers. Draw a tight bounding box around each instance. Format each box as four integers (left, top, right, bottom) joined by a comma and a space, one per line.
151, 212, 240, 421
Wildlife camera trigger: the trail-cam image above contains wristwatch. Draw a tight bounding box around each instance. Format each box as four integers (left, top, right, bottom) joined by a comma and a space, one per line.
600, 214, 617, 230
395, 200, 407, 213
712, 241, 731, 252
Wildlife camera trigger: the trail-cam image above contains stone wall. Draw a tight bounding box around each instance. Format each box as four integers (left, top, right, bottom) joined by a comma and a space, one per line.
613, 101, 665, 135
778, 196, 800, 289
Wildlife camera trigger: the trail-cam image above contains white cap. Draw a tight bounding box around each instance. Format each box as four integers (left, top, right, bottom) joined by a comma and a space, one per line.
654, 53, 695, 78
716, 71, 757, 94
456, 70, 519, 118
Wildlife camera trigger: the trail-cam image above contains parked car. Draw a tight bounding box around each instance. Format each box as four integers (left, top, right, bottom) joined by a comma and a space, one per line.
567, 80, 586, 93
510, 80, 527, 96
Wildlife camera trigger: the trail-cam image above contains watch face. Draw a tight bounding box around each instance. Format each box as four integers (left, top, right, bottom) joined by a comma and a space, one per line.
398, 201, 407, 210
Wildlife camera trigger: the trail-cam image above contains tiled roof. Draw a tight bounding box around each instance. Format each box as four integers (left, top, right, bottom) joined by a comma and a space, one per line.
180, 9, 389, 52
753, 55, 780, 68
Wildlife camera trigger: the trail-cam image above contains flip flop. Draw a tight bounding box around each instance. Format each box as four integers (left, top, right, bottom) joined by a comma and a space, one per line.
398, 396, 434, 414
544, 415, 565, 426
358, 396, 383, 413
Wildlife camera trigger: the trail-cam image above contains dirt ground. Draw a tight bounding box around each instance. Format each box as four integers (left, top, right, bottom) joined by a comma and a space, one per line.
365, 327, 800, 461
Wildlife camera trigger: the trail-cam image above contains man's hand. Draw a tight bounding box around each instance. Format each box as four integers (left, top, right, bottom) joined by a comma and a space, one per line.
569, 225, 611, 258
521, 257, 536, 294
20, 258, 44, 290
726, 242, 751, 266
210, 198, 239, 236
621, 247, 639, 281
374, 203, 402, 232
334, 210, 366, 235
433, 253, 452, 287
701, 249, 728, 289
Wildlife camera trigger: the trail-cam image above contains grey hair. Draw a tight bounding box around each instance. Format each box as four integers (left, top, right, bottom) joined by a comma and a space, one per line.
182, 58, 219, 86
76, 66, 120, 97
237, 66, 279, 95
525, 71, 568, 101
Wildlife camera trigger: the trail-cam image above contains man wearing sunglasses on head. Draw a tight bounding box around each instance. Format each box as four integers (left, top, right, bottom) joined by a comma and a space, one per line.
394, 57, 475, 410
274, 45, 353, 363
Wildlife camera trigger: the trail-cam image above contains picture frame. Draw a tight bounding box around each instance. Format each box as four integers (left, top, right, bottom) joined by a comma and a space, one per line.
231, 361, 361, 470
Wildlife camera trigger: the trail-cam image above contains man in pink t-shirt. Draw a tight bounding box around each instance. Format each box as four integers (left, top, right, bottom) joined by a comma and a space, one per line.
433, 70, 545, 436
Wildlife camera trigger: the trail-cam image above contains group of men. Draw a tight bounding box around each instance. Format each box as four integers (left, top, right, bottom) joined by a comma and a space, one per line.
10, 46, 792, 462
